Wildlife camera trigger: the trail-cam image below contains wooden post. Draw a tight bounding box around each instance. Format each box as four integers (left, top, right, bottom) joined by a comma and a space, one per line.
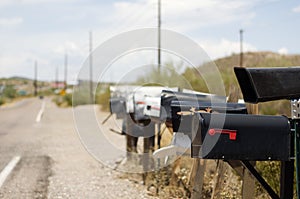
189, 109, 207, 199
242, 165, 256, 199
211, 160, 227, 199
142, 121, 156, 185
209, 86, 240, 198
228, 80, 257, 199
157, 123, 162, 149
242, 104, 257, 199
143, 136, 150, 185
125, 114, 137, 161
189, 159, 206, 199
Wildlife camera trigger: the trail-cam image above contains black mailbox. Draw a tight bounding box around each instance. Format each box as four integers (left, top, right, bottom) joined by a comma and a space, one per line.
172, 112, 291, 161
171, 101, 247, 133
110, 97, 126, 119
160, 90, 225, 123
234, 66, 300, 103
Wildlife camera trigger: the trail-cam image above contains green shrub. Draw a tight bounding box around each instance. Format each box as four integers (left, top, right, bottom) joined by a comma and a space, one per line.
63, 93, 73, 106
256, 161, 280, 197
136, 62, 190, 89
53, 93, 73, 107
0, 98, 4, 106
52, 96, 63, 106
96, 86, 110, 111
3, 85, 17, 99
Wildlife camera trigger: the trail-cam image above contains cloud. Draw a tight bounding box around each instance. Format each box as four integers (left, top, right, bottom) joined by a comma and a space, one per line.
108, 0, 265, 33
0, 33, 88, 81
0, 17, 23, 26
0, 52, 45, 78
278, 47, 288, 55
0, 0, 79, 7
0, 0, 277, 82
0, 50, 80, 81
0, 0, 13, 7
200, 38, 257, 59
53, 41, 87, 57
293, 5, 300, 13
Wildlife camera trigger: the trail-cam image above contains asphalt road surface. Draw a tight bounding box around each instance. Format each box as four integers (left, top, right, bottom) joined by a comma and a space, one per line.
0, 97, 154, 199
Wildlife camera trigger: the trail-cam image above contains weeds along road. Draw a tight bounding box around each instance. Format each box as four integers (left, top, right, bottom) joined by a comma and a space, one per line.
0, 97, 154, 198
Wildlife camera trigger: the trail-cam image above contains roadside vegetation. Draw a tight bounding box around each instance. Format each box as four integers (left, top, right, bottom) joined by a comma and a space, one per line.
0, 84, 23, 105
0, 77, 54, 106
53, 93, 73, 107
50, 51, 300, 197
115, 51, 300, 198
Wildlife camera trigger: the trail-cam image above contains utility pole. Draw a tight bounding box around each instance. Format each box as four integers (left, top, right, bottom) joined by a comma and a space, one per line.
64, 52, 68, 90
240, 29, 244, 67
89, 31, 93, 104
55, 67, 58, 89
158, 0, 161, 72
34, 61, 38, 96
239, 29, 256, 199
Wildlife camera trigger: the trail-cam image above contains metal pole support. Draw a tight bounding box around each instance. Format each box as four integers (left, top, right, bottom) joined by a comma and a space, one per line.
291, 99, 300, 199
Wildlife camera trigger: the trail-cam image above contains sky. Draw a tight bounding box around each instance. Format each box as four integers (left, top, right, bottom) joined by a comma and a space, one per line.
0, 0, 300, 83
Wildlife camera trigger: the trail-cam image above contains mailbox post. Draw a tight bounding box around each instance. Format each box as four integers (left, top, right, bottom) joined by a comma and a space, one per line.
291, 100, 300, 198
234, 66, 300, 199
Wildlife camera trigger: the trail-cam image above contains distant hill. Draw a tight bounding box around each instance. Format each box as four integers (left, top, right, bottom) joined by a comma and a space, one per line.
0, 76, 51, 86
0, 77, 34, 88
216, 51, 300, 68
9, 76, 32, 81
215, 51, 300, 93
0, 76, 33, 84
183, 51, 300, 116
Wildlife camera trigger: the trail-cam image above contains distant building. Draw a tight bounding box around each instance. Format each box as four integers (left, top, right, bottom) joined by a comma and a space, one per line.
51, 82, 65, 89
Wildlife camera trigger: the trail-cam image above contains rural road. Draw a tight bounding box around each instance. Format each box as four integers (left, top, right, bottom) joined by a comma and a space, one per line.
0, 97, 154, 198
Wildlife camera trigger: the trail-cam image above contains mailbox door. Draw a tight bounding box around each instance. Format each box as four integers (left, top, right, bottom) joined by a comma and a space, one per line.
171, 101, 248, 134
110, 97, 126, 119
160, 90, 225, 122
192, 113, 291, 161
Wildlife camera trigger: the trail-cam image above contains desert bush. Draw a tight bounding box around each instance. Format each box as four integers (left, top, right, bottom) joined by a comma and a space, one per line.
0, 98, 4, 106
96, 86, 110, 111
3, 85, 17, 99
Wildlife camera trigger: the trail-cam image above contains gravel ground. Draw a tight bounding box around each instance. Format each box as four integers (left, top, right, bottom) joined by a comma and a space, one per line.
44, 101, 157, 198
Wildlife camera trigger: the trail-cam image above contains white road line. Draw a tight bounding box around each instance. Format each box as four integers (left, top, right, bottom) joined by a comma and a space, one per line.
36, 100, 46, 123
0, 156, 21, 188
